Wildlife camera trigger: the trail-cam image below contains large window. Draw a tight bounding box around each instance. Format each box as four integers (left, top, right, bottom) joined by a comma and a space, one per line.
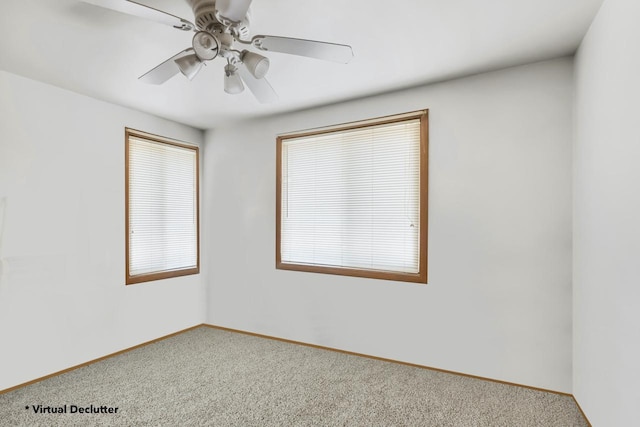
276, 110, 428, 283
125, 129, 199, 285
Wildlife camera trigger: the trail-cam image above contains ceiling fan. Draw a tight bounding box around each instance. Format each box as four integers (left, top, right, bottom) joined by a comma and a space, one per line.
81, 0, 354, 103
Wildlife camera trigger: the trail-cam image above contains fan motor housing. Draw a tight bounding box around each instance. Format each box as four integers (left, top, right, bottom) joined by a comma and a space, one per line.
187, 0, 217, 31
186, 0, 251, 39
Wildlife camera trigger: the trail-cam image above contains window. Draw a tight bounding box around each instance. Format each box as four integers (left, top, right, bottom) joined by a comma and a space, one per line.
276, 110, 428, 283
125, 129, 199, 285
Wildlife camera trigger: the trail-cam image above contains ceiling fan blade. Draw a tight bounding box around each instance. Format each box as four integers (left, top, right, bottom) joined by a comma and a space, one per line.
252, 36, 354, 64
215, 0, 253, 22
139, 49, 194, 84
237, 64, 278, 104
81, 0, 195, 31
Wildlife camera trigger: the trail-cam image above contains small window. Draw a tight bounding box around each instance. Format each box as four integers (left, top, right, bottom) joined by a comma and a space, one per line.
276, 110, 428, 283
125, 129, 199, 285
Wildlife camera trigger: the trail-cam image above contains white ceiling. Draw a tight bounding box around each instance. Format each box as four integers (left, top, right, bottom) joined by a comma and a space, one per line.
0, 0, 602, 129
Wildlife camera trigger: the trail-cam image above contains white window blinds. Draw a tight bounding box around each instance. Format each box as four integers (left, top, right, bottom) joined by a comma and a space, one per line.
127, 134, 198, 280
280, 117, 422, 275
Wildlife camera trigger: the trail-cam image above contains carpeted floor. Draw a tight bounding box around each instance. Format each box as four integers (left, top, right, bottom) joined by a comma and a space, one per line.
0, 326, 588, 426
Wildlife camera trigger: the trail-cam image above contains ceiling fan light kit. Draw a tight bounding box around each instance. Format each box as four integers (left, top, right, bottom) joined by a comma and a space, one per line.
223, 63, 244, 94
82, 0, 354, 103
175, 53, 204, 80
241, 50, 269, 79
192, 31, 220, 60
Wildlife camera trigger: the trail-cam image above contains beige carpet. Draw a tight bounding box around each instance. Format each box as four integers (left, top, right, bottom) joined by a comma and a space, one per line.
0, 326, 588, 426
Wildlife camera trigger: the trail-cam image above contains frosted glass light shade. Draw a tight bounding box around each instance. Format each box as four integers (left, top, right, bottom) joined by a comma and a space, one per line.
224, 64, 244, 94
175, 54, 203, 80
192, 31, 219, 61
241, 50, 269, 79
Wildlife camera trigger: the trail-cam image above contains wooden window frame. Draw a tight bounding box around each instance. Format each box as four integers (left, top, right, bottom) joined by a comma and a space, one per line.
125, 128, 200, 285
276, 110, 429, 284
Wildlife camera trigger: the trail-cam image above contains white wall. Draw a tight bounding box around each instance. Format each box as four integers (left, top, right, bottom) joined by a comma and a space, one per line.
573, 0, 640, 424
0, 71, 206, 391
204, 58, 574, 392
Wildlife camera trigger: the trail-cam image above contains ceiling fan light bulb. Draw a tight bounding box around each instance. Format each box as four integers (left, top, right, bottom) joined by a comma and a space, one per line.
224, 64, 244, 94
242, 50, 270, 79
175, 54, 203, 81
193, 31, 219, 61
